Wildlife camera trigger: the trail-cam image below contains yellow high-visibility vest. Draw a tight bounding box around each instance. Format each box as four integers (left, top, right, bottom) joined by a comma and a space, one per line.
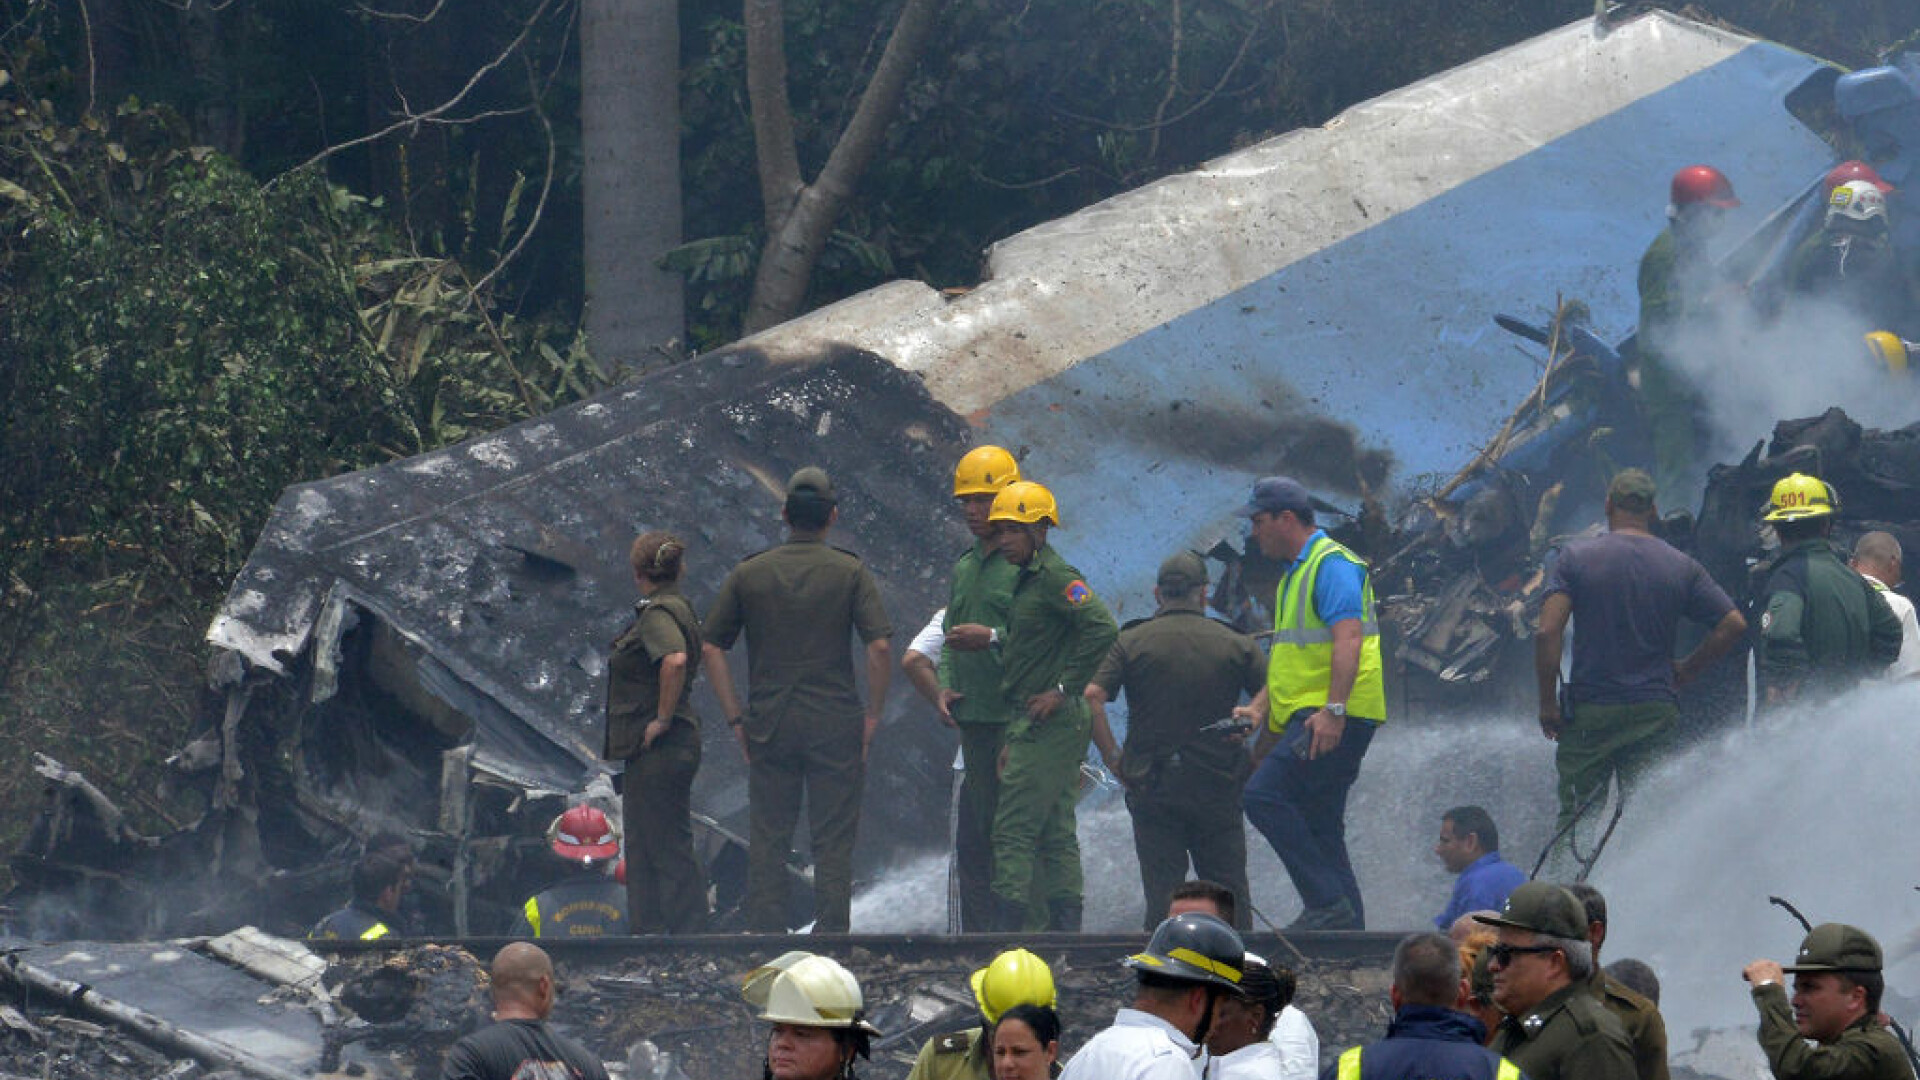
1268, 534, 1386, 725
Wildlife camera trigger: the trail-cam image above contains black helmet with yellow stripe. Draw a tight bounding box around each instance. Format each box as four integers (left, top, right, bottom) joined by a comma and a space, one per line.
1123, 912, 1245, 992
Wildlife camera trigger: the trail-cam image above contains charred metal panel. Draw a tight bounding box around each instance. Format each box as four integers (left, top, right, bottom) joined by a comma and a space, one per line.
210, 348, 973, 855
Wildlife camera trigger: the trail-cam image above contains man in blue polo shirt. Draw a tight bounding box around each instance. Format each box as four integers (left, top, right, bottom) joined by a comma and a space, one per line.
1432, 806, 1526, 931
1233, 476, 1387, 932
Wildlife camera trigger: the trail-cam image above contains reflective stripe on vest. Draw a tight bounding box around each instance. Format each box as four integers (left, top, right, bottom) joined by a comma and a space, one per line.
1268, 534, 1387, 723
1338, 1046, 1520, 1080
360, 922, 391, 941
524, 897, 543, 938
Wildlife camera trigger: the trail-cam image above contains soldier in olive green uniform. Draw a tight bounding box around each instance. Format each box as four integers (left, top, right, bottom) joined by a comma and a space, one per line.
1743, 924, 1916, 1080
1086, 550, 1264, 931
938, 446, 1025, 932
702, 467, 893, 933
905, 948, 1057, 1080
604, 531, 707, 933
985, 481, 1118, 932
1476, 883, 1637, 1080
1569, 884, 1669, 1080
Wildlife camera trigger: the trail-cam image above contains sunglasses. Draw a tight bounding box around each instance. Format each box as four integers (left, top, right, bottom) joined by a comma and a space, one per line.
1486, 944, 1561, 966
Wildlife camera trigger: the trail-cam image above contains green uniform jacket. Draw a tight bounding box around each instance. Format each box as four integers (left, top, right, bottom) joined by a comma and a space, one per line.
1589, 971, 1669, 1080
704, 538, 892, 736
1091, 606, 1264, 782
999, 544, 1118, 735
1752, 983, 1915, 1080
1759, 538, 1903, 691
1492, 982, 1637, 1080
604, 588, 701, 760
905, 1026, 990, 1080
941, 540, 1020, 726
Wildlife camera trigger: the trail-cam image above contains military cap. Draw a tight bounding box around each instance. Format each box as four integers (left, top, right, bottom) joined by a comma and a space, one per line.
1783, 923, 1883, 974
1607, 468, 1657, 510
1158, 551, 1208, 592
786, 467, 837, 501
1473, 882, 1588, 940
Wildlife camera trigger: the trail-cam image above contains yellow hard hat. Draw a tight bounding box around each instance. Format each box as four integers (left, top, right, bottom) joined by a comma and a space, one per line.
969, 948, 1057, 1024
953, 446, 1021, 497
988, 480, 1061, 527
1865, 331, 1911, 375
1763, 472, 1838, 523
741, 953, 882, 1035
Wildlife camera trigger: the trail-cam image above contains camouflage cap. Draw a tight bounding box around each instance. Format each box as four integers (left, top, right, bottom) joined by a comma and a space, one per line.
1158, 551, 1208, 592
1783, 923, 1883, 974
1472, 882, 1588, 940
786, 467, 837, 501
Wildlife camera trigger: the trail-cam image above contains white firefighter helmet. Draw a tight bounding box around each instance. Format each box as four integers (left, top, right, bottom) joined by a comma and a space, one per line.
741, 953, 882, 1035
1827, 180, 1889, 226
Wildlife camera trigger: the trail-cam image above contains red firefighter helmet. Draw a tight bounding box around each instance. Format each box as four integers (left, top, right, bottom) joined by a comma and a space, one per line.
1823, 160, 1892, 196
1669, 165, 1741, 210
548, 805, 621, 863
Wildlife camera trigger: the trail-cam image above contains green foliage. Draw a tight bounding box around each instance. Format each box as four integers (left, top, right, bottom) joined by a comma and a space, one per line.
0, 80, 609, 664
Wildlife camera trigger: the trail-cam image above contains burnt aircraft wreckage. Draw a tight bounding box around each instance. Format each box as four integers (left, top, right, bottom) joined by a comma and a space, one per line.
6, 10, 1920, 1078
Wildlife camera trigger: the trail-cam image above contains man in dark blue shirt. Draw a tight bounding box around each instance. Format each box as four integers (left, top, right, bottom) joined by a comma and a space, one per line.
1432, 806, 1526, 932
1534, 469, 1745, 873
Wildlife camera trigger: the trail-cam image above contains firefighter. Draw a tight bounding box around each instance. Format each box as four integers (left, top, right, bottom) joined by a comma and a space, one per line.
1755, 474, 1903, 704
985, 480, 1118, 932
742, 952, 884, 1080
1060, 912, 1246, 1080
905, 948, 1058, 1080
309, 849, 409, 940
1789, 181, 1918, 341
937, 446, 1025, 932
1637, 165, 1743, 503
509, 805, 628, 938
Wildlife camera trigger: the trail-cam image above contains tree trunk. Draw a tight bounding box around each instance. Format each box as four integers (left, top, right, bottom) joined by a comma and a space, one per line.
740, 0, 941, 336
581, 0, 686, 373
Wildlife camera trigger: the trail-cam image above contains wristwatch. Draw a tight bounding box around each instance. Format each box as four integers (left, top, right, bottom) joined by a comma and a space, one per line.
1325, 702, 1347, 718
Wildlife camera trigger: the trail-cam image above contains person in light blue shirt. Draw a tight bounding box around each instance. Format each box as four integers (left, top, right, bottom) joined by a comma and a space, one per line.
1432, 806, 1527, 931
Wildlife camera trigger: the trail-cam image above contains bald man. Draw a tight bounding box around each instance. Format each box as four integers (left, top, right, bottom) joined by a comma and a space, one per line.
441, 943, 609, 1080
1851, 533, 1920, 682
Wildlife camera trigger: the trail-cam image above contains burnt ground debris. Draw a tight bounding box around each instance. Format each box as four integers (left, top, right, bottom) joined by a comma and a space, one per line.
0, 935, 1398, 1080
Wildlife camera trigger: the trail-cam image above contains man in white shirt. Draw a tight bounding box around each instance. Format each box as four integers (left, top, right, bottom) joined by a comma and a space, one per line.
1061, 913, 1246, 1080
1851, 533, 1920, 681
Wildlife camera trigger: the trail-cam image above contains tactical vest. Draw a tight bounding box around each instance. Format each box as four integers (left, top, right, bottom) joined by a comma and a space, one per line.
1268, 535, 1387, 723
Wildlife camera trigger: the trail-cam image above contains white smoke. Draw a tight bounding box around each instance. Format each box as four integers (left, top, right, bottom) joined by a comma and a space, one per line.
1649, 260, 1916, 508
853, 677, 1920, 1048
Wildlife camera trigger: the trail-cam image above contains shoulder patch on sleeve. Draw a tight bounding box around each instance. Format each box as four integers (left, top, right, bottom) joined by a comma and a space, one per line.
1064, 579, 1093, 605
935, 1032, 972, 1053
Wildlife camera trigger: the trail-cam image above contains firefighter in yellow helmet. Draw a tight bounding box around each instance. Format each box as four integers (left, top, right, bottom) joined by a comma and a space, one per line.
905, 948, 1059, 1080
929, 446, 1025, 932
1864, 331, 1913, 376
1756, 474, 1902, 705
986, 481, 1117, 932
743, 952, 884, 1080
